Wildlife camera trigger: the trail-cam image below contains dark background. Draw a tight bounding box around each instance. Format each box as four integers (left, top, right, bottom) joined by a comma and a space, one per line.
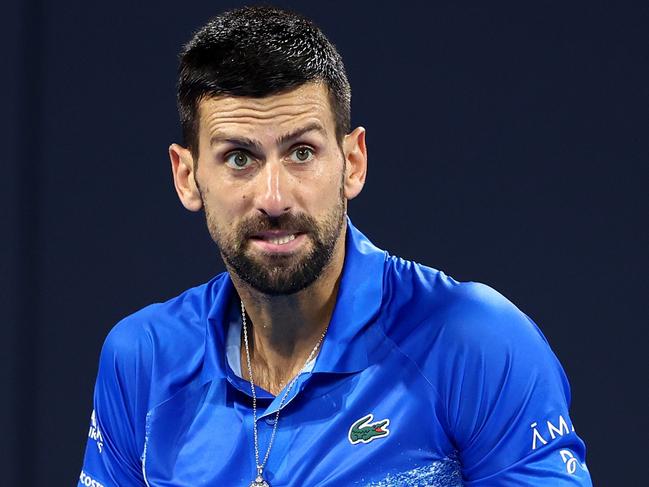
2, 1, 647, 485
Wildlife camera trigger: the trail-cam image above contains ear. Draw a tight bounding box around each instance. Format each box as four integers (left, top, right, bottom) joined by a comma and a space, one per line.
342, 126, 368, 200
169, 143, 203, 212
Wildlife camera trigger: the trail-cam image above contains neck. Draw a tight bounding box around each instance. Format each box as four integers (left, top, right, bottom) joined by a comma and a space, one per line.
231, 227, 346, 396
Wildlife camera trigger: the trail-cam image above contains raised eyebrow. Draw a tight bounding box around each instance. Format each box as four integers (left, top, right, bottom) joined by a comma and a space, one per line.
209, 122, 326, 151
209, 133, 263, 153
276, 122, 327, 147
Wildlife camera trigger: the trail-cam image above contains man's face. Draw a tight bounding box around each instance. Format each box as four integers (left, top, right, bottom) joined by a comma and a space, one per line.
193, 83, 348, 295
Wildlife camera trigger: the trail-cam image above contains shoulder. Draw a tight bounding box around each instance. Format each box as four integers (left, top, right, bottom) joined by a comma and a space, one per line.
381, 255, 561, 381
379, 256, 588, 479
98, 273, 228, 408
385, 257, 545, 347
103, 276, 219, 356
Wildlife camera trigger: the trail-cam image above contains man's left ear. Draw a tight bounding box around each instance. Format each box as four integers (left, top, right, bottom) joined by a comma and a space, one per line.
342, 126, 368, 200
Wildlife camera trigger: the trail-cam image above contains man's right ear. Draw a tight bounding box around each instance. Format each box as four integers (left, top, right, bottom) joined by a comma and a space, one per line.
169, 143, 203, 212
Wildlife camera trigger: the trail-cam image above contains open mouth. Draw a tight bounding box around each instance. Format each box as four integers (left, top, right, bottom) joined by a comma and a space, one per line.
260, 233, 297, 245
249, 231, 306, 251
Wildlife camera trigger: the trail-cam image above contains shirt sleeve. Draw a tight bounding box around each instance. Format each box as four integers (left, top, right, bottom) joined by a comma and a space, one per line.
78, 318, 153, 487
436, 283, 592, 486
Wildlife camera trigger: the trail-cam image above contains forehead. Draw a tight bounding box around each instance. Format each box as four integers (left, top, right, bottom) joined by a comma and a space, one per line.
198, 83, 336, 141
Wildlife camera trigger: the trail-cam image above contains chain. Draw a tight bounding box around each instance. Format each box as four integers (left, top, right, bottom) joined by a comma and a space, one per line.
240, 300, 327, 479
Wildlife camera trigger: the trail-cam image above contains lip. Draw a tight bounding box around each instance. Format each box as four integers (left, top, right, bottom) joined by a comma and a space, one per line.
251, 230, 301, 239
248, 232, 307, 254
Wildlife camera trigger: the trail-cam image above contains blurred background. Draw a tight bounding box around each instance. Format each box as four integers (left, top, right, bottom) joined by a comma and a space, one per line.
2, 1, 647, 485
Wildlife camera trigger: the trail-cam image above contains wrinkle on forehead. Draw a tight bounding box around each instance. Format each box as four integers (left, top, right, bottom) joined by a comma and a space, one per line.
199, 83, 334, 137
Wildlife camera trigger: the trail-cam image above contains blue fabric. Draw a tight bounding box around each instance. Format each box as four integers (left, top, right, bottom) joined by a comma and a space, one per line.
78, 220, 591, 486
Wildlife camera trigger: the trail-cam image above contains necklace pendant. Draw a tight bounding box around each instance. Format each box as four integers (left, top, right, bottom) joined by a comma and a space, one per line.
249, 474, 270, 487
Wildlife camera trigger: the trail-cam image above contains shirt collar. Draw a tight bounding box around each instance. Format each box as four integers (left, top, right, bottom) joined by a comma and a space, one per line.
313, 217, 386, 374
199, 274, 234, 384
199, 217, 387, 384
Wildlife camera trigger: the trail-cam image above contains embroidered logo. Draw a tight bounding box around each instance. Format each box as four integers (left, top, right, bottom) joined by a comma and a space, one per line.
348, 413, 390, 444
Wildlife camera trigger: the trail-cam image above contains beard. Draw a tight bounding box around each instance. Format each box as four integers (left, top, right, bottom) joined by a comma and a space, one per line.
203, 197, 346, 296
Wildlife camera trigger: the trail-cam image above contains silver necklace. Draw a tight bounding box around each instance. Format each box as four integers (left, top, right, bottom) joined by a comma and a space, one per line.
240, 300, 328, 487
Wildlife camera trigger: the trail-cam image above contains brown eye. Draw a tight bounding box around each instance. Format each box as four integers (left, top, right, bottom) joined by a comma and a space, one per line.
291, 147, 314, 163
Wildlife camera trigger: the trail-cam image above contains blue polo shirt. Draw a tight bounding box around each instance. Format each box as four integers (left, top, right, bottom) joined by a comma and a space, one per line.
79, 220, 591, 486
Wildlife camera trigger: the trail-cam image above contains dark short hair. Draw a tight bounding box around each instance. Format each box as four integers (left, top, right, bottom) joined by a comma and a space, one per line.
177, 6, 351, 156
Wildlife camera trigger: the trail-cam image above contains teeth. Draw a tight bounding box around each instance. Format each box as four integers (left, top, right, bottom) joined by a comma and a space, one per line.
268, 234, 296, 245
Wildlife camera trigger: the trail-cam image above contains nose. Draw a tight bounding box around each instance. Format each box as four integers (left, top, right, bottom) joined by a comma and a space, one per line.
255, 159, 291, 217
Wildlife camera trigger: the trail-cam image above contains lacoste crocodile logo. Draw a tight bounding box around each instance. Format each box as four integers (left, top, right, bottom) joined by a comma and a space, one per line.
348, 413, 390, 444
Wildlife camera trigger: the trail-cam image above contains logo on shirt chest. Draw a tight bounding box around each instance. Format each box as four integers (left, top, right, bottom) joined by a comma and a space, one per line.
348, 413, 390, 445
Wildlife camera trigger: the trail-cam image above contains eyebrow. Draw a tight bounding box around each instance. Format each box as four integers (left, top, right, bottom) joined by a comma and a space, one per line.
277, 122, 327, 146
209, 122, 327, 152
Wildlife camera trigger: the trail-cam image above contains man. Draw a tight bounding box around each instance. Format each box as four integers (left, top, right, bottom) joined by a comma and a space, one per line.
78, 6, 592, 486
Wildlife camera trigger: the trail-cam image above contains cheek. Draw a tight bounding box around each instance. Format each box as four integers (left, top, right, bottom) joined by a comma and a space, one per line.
307, 172, 344, 210
216, 191, 250, 218
200, 174, 250, 215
